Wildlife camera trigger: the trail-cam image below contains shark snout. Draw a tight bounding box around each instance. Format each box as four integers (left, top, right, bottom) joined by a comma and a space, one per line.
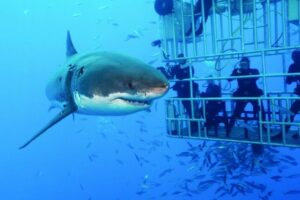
151, 83, 169, 95
144, 82, 169, 100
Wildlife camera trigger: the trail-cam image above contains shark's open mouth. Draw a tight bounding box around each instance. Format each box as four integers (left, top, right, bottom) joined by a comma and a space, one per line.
116, 97, 152, 106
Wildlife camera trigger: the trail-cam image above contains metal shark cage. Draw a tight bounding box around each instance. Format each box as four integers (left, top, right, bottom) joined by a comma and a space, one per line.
158, 0, 300, 147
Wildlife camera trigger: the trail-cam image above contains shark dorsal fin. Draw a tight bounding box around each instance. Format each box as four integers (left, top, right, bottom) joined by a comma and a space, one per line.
66, 30, 78, 58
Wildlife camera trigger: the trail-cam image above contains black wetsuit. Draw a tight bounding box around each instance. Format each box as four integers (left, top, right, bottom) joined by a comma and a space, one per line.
200, 83, 223, 128
168, 64, 200, 131
228, 68, 266, 133
281, 62, 300, 133
157, 64, 200, 131
185, 0, 213, 36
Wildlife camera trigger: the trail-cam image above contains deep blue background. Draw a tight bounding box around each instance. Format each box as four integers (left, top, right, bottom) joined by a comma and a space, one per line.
0, 0, 300, 200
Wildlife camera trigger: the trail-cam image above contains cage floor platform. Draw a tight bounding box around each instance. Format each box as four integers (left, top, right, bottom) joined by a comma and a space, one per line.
169, 126, 300, 147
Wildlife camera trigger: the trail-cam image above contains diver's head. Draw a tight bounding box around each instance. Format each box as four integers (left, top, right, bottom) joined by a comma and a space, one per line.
239, 57, 250, 71
177, 53, 187, 65
292, 50, 300, 63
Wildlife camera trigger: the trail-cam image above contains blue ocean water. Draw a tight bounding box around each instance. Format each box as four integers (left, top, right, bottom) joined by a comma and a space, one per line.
0, 0, 300, 200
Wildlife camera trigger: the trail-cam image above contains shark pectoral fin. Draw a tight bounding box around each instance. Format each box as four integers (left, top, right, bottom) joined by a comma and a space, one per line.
19, 105, 76, 150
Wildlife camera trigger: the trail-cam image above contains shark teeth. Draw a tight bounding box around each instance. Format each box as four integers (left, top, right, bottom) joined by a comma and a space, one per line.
117, 97, 152, 106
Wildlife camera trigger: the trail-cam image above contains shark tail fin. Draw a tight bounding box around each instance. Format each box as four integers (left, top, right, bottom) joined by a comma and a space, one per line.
66, 30, 78, 58
19, 105, 76, 149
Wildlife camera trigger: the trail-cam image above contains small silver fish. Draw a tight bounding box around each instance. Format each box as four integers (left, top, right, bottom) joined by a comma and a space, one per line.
147, 59, 158, 65
72, 12, 82, 17
284, 190, 300, 195
286, 173, 300, 179
159, 168, 174, 177
98, 5, 109, 10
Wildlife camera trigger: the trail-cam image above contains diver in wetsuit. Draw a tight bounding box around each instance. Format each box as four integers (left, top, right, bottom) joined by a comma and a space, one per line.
272, 50, 300, 141
152, 0, 213, 47
185, 0, 213, 36
200, 77, 226, 130
227, 57, 266, 136
157, 54, 200, 132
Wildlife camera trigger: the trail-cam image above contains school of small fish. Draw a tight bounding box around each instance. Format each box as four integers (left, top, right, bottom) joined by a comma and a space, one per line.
134, 139, 300, 199
75, 113, 300, 200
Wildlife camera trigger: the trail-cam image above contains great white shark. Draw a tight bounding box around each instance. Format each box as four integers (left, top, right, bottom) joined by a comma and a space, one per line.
19, 31, 169, 149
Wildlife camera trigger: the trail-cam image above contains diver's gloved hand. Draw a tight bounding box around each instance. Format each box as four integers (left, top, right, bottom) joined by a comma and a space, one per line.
156, 66, 170, 79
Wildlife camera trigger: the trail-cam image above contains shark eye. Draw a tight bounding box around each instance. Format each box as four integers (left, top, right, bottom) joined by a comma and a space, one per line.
58, 77, 62, 82
77, 66, 85, 78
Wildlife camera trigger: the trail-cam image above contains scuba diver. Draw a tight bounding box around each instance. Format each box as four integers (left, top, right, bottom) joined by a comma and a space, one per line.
272, 50, 300, 141
199, 76, 228, 133
157, 54, 200, 133
152, 0, 213, 47
185, 0, 213, 36
152, 0, 174, 47
227, 57, 266, 136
